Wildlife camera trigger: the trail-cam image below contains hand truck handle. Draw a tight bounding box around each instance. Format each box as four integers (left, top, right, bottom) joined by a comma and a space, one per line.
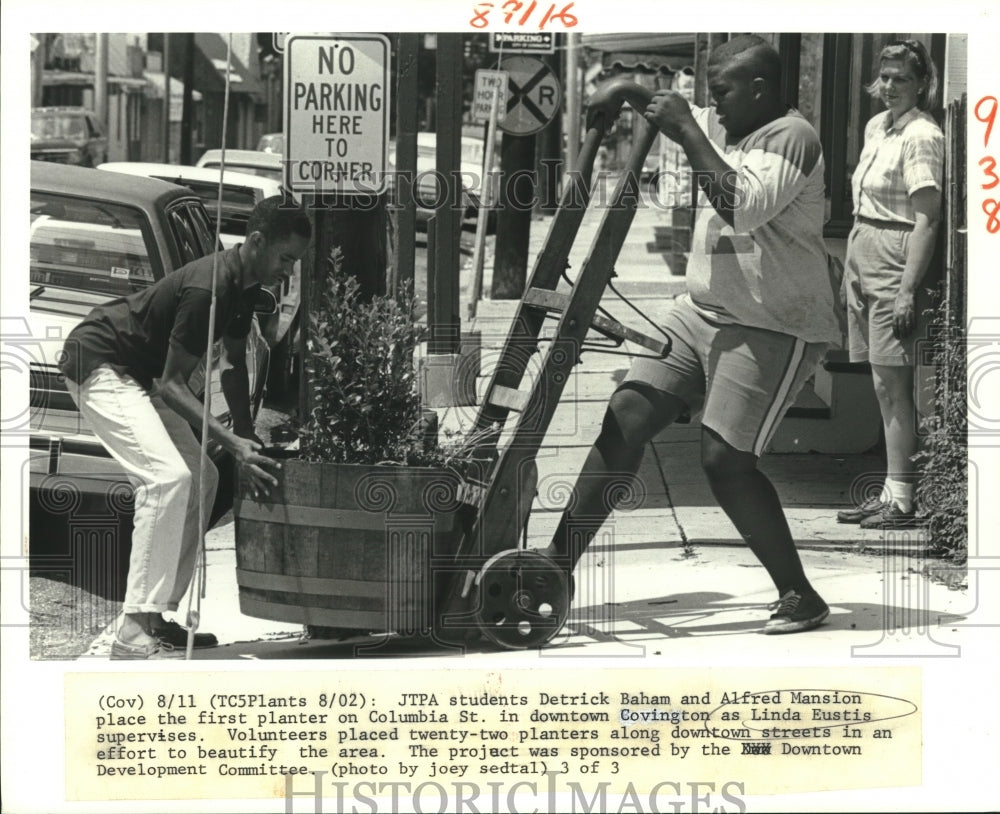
585, 78, 656, 131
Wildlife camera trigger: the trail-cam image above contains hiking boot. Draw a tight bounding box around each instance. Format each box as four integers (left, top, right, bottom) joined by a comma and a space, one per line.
763, 589, 830, 634
859, 504, 921, 530
837, 496, 887, 524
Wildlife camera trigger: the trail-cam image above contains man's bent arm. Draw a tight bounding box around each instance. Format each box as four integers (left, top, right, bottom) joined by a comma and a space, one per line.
644, 91, 738, 227
219, 334, 255, 439
157, 341, 279, 493
677, 119, 739, 227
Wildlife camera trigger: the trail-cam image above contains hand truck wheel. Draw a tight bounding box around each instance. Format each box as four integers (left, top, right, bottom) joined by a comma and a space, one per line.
472, 549, 570, 649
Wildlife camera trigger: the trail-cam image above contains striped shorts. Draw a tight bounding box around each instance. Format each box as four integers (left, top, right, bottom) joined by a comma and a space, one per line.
623, 297, 827, 456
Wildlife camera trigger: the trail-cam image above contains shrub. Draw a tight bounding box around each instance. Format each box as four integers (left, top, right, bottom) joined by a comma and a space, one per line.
914, 285, 967, 563
297, 257, 431, 465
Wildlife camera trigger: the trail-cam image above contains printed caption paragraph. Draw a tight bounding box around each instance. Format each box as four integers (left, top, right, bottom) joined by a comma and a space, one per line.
66, 667, 920, 806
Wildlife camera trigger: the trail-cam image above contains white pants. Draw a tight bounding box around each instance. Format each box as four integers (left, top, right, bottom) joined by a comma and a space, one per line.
65, 365, 219, 613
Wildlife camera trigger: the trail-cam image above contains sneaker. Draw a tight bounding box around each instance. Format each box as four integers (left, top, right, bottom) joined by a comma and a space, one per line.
149, 619, 218, 649
110, 634, 183, 660
763, 589, 829, 634
836, 496, 886, 524
859, 504, 920, 530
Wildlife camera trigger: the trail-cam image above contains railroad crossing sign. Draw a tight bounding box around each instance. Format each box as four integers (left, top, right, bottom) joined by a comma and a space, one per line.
498, 56, 561, 136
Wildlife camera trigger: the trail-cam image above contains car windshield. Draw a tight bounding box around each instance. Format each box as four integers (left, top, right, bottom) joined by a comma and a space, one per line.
31, 113, 88, 140
30, 193, 156, 296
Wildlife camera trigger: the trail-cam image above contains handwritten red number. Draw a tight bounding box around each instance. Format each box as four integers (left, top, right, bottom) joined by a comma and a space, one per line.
539, 2, 578, 28
984, 199, 1000, 233
520, 0, 538, 24
974, 95, 997, 148
470, 3, 492, 27
502, 0, 522, 23
980, 156, 1000, 190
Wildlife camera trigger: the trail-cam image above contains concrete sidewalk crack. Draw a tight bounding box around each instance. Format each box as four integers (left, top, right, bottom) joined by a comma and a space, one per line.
649, 441, 695, 557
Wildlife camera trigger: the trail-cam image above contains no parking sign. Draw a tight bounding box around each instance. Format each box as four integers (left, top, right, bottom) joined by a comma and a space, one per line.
283, 34, 391, 195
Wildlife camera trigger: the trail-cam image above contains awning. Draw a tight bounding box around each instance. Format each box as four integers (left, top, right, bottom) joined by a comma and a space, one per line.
194, 33, 264, 98
580, 33, 697, 56
602, 52, 689, 75
42, 70, 148, 89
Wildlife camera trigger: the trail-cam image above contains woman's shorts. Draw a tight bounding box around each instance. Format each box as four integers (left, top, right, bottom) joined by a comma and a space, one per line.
845, 220, 926, 366
623, 298, 827, 456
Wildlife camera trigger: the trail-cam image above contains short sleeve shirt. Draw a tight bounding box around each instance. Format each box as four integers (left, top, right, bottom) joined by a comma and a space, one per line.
683, 106, 842, 345
60, 245, 259, 389
852, 108, 944, 224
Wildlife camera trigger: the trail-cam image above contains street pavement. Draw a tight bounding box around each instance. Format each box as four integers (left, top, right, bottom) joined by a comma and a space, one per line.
82, 176, 970, 661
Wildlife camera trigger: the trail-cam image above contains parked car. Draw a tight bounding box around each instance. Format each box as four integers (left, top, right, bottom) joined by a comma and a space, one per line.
31, 106, 108, 167
196, 148, 284, 183
97, 162, 301, 395
28, 161, 273, 596
387, 133, 498, 231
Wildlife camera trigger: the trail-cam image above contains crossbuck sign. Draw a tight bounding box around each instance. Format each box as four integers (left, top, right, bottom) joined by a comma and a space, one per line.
498, 56, 561, 136
283, 34, 390, 195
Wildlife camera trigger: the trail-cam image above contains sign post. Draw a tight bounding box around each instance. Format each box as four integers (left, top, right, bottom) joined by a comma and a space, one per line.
284, 34, 392, 418
492, 56, 563, 298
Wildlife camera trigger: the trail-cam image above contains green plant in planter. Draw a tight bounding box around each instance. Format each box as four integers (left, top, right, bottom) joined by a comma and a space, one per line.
240, 256, 468, 642
297, 259, 434, 465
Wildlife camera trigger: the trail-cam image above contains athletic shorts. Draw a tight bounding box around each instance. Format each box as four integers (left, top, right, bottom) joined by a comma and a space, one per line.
622, 297, 827, 456
844, 219, 926, 366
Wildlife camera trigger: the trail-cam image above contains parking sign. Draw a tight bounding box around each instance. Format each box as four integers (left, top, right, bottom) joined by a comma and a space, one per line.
473, 69, 509, 123
283, 34, 391, 195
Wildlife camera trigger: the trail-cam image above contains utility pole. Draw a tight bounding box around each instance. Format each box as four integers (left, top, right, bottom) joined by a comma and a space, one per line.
492, 133, 535, 299
161, 33, 171, 163
393, 33, 420, 299
94, 34, 109, 130
180, 33, 195, 165
31, 35, 46, 108
564, 33, 580, 174
427, 33, 463, 355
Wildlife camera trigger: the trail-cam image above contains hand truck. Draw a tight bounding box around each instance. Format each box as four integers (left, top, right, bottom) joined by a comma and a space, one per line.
437, 79, 672, 649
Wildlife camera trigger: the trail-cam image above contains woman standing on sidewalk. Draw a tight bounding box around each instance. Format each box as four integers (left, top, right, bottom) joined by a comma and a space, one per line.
837, 39, 943, 530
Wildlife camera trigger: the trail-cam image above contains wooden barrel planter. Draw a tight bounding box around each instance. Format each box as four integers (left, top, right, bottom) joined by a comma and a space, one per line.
233, 459, 464, 635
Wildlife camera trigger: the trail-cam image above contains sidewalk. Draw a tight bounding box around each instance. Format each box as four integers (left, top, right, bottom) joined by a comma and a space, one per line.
82, 184, 969, 660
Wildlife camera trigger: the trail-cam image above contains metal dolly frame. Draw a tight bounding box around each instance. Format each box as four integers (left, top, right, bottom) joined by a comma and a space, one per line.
434, 80, 668, 650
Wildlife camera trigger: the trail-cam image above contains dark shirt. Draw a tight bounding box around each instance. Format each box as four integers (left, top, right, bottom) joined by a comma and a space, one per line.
60, 245, 259, 390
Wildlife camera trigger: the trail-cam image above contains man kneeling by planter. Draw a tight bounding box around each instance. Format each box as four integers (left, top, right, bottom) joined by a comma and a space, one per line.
60, 196, 312, 659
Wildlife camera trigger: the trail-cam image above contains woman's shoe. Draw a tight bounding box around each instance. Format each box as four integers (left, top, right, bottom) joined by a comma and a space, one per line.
859, 504, 921, 529
836, 496, 887, 524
